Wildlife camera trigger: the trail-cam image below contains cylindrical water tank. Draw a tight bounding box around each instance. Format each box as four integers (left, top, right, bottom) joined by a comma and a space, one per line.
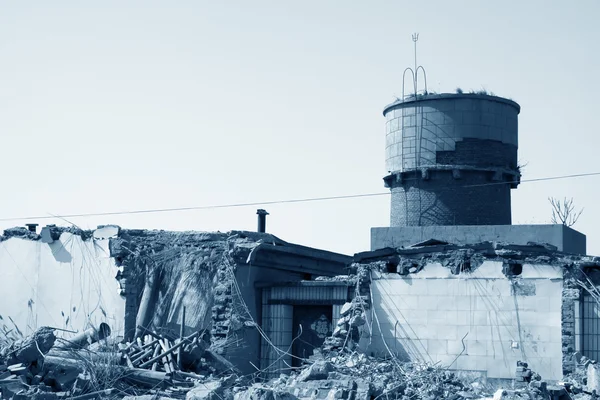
382, 93, 520, 227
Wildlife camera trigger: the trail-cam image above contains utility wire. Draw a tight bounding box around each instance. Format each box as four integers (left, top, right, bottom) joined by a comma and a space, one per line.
0, 171, 598, 222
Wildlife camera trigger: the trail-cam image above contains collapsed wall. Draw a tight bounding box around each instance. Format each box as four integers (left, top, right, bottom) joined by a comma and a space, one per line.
352, 241, 600, 382
0, 226, 124, 339
109, 229, 278, 352
0, 226, 274, 360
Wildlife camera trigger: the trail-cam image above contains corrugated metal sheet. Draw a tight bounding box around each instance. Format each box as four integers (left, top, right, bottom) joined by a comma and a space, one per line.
260, 284, 350, 377
271, 285, 348, 302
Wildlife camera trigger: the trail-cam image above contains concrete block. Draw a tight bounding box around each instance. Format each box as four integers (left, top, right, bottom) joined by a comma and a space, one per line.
466, 340, 487, 356
417, 296, 439, 312
394, 129, 404, 143
487, 126, 501, 141
474, 296, 496, 312
455, 355, 476, 370
494, 325, 518, 341
418, 106, 437, 114
447, 339, 466, 355
534, 280, 562, 297
489, 280, 512, 294
433, 354, 457, 367
475, 326, 495, 341
472, 311, 489, 325
516, 311, 538, 327
385, 134, 393, 148
454, 296, 473, 311
403, 324, 427, 340
93, 225, 120, 239
413, 324, 438, 340
406, 309, 428, 325
455, 311, 471, 326
515, 296, 538, 312
444, 310, 459, 325
533, 297, 551, 313
436, 124, 455, 139
443, 111, 462, 125
462, 111, 482, 125
473, 355, 488, 371
488, 340, 506, 358
470, 261, 505, 279
403, 107, 415, 116
424, 112, 444, 127
437, 325, 458, 341
434, 99, 455, 112
493, 310, 516, 326
394, 295, 418, 310
435, 295, 458, 311
455, 99, 474, 111
521, 264, 563, 279
481, 112, 495, 126
486, 356, 511, 379
454, 282, 477, 297
542, 311, 561, 328
524, 326, 552, 342
428, 310, 447, 325
427, 339, 447, 355
403, 115, 416, 127
497, 297, 518, 311
413, 263, 452, 279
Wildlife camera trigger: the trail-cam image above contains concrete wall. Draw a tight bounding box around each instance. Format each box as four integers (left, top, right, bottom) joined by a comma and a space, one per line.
369, 261, 564, 381
383, 94, 519, 173
0, 233, 124, 338
371, 224, 587, 254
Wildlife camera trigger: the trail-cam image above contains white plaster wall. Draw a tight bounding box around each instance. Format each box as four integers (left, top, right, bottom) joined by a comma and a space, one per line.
369, 261, 563, 381
0, 233, 124, 339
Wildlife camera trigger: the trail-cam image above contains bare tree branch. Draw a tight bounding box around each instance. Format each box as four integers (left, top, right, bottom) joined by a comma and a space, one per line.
548, 197, 584, 227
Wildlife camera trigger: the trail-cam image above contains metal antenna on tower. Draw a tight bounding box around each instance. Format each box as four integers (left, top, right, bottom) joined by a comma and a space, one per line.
402, 33, 428, 100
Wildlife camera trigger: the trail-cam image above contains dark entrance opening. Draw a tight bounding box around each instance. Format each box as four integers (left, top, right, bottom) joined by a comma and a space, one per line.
291, 305, 333, 367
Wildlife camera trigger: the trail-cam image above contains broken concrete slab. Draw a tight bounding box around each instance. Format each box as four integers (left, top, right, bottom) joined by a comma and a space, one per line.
339, 303, 353, 317
186, 380, 222, 400
7, 327, 56, 364
296, 361, 334, 382
93, 225, 120, 240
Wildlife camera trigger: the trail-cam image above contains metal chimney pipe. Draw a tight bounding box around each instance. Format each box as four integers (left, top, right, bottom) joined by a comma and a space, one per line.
25, 223, 38, 233
257, 209, 269, 233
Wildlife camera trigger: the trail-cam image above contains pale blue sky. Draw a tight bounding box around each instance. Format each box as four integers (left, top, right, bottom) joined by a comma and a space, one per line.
1, 1, 598, 255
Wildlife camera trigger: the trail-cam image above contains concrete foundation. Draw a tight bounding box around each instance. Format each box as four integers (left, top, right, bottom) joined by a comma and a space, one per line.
371, 224, 586, 254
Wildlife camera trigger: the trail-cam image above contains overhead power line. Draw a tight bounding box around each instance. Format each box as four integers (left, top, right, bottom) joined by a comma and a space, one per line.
0, 171, 598, 222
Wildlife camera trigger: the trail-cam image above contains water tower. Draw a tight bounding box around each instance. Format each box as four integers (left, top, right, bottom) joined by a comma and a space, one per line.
382, 35, 520, 227
383, 93, 520, 226
371, 35, 586, 255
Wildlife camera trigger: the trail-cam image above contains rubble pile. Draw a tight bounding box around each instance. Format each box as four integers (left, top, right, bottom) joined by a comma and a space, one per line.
323, 299, 368, 352
1, 323, 600, 400
0, 324, 240, 400
236, 352, 600, 400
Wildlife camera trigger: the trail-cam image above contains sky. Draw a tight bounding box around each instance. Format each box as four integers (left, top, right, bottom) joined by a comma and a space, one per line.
0, 1, 598, 256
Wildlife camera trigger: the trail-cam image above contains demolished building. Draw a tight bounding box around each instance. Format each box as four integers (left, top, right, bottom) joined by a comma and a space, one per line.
0, 84, 598, 397
0, 223, 353, 379
361, 90, 595, 384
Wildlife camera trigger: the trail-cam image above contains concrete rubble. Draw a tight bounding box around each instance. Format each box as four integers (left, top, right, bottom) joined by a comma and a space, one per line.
3, 225, 600, 399
1, 320, 597, 400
